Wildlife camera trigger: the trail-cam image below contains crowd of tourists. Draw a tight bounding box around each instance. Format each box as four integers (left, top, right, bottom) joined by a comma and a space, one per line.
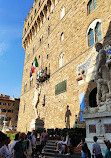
0, 129, 48, 158
1, 129, 111, 158
77, 136, 111, 158
56, 134, 111, 158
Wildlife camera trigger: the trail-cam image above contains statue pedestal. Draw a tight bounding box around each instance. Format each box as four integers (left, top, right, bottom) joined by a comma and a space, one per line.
30, 118, 44, 131
83, 108, 111, 156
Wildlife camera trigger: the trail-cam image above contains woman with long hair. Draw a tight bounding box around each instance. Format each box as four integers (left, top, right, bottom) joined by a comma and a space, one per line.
77, 138, 91, 158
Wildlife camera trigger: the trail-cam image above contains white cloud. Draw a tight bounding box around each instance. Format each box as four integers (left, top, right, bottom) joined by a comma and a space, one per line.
0, 42, 7, 56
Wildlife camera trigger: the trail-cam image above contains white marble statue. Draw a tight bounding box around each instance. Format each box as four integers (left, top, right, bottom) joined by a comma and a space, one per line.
32, 82, 41, 118
95, 43, 111, 106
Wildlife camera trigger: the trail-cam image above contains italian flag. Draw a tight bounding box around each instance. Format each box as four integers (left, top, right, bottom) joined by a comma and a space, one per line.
30, 57, 38, 77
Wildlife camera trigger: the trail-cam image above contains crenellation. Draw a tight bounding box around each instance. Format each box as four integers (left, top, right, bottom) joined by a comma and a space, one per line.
22, 0, 59, 49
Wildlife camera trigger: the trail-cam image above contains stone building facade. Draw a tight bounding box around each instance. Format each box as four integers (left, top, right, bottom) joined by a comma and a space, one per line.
17, 0, 111, 132
0, 94, 20, 129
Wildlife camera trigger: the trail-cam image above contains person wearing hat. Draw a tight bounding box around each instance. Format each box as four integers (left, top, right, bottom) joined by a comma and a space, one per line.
104, 139, 111, 158
92, 136, 103, 158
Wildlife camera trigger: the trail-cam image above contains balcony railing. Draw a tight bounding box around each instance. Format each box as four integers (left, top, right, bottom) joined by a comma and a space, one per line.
37, 69, 50, 83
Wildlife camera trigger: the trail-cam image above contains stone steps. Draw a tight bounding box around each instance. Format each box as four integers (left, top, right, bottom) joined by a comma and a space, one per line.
44, 140, 81, 158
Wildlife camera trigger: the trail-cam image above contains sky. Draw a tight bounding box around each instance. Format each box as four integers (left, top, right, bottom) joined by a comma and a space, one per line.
0, 0, 34, 98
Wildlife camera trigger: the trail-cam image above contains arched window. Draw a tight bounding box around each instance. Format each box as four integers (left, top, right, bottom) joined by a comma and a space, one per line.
59, 52, 65, 68
87, 19, 102, 47
95, 22, 102, 42
88, 0, 97, 14
89, 88, 97, 107
88, 29, 94, 46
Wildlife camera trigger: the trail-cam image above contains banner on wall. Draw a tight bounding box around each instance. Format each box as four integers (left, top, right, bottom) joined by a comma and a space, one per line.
79, 92, 85, 122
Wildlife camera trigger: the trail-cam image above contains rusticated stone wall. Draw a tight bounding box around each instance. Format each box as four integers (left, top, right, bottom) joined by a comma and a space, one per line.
17, 0, 111, 132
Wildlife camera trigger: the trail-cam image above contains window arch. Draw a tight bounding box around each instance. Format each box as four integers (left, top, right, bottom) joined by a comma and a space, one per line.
59, 52, 65, 68
87, 19, 102, 47
87, 0, 97, 14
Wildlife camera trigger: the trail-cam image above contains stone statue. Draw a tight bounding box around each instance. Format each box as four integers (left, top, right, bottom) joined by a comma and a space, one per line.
95, 43, 111, 106
97, 119, 104, 137
2, 110, 8, 133
32, 82, 41, 118
65, 105, 71, 128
